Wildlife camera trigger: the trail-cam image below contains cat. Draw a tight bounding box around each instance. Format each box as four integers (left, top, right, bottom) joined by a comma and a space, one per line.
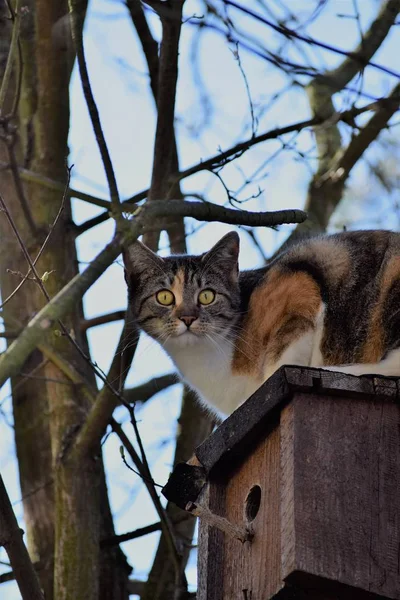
123, 230, 400, 417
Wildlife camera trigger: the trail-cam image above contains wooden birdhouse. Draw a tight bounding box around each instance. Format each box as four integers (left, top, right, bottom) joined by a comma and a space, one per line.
163, 366, 400, 600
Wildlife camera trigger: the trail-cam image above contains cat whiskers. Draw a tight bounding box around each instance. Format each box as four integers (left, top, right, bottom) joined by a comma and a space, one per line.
204, 332, 230, 363
205, 324, 255, 362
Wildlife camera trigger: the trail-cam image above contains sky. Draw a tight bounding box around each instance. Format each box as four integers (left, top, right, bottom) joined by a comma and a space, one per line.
1, 0, 400, 597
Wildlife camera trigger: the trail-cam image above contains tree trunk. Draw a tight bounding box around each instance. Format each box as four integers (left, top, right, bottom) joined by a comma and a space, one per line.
0, 2, 130, 598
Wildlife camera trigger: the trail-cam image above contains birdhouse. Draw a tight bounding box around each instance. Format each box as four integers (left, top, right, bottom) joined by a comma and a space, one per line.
163, 366, 400, 600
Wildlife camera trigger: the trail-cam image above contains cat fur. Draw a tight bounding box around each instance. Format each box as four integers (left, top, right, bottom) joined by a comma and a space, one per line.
124, 230, 400, 417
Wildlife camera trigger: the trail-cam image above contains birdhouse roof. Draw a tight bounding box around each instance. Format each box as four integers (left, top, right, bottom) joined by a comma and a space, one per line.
162, 366, 398, 509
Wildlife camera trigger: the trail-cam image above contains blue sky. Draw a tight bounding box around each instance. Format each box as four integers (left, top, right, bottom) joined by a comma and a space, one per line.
1, 0, 400, 596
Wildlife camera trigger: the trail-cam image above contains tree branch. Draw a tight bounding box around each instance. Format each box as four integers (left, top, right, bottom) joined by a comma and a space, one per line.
223, 0, 400, 87
0, 198, 305, 389
126, 0, 159, 99
0, 160, 120, 209
0, 166, 69, 310
0, 235, 122, 387
124, 373, 178, 404
277, 0, 400, 246
142, 0, 185, 250
329, 81, 400, 181
141, 199, 307, 228
80, 310, 126, 331
0, 473, 44, 600
100, 521, 162, 548
141, 387, 212, 600
317, 0, 400, 91
73, 312, 139, 459
110, 419, 184, 584
76, 97, 393, 234
126, 0, 186, 252
0, 0, 21, 113
68, 0, 122, 220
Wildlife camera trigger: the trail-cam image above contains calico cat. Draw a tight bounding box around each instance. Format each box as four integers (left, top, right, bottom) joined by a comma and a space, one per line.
123, 230, 400, 417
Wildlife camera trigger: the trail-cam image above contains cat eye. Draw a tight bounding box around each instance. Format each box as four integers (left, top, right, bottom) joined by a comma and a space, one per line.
156, 290, 175, 306
198, 289, 215, 305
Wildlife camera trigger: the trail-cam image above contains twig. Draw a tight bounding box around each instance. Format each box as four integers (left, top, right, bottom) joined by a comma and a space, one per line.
0, 234, 121, 387
80, 310, 126, 331
222, 0, 400, 83
0, 161, 118, 209
0, 0, 21, 114
0, 196, 305, 388
124, 373, 178, 404
76, 95, 397, 234
126, 0, 159, 99
142, 0, 185, 250
4, 138, 37, 236
127, 580, 145, 596
68, 0, 121, 220
141, 198, 307, 228
0, 187, 134, 412
0, 473, 44, 600
327, 81, 400, 182
0, 166, 71, 310
186, 501, 252, 543
231, 42, 257, 137
73, 314, 140, 459
0, 331, 19, 339
111, 419, 185, 581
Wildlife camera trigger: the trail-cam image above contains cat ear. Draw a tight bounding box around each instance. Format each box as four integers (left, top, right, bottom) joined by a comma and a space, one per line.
123, 240, 164, 279
202, 232, 240, 278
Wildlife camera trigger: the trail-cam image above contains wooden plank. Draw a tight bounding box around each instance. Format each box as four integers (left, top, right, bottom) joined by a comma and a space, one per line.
284, 392, 400, 599
280, 403, 296, 579
195, 369, 290, 473
214, 424, 282, 599
197, 482, 225, 600
194, 367, 399, 476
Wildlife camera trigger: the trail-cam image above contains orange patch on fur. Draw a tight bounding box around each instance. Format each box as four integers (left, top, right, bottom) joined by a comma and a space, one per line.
362, 256, 400, 362
170, 268, 185, 306
232, 269, 322, 376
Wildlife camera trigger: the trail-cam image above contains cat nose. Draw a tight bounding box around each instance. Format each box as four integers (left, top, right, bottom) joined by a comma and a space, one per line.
179, 315, 197, 328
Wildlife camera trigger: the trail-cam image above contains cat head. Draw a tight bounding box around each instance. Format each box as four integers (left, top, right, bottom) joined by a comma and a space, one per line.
123, 232, 241, 347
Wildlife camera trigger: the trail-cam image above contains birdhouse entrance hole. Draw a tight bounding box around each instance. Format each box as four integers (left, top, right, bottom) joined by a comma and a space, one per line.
245, 485, 261, 523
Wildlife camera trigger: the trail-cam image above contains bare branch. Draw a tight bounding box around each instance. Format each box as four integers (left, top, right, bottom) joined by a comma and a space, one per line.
223, 0, 400, 86
80, 310, 126, 331
100, 522, 162, 548
0, 234, 121, 387
0, 166, 69, 310
0, 197, 305, 388
68, 0, 122, 219
141, 199, 306, 228
330, 81, 400, 181
142, 0, 184, 250
126, 0, 186, 252
141, 388, 213, 600
0, 473, 44, 600
127, 579, 145, 596
110, 419, 185, 583
77, 96, 395, 234
318, 0, 400, 91
124, 373, 178, 404
73, 313, 139, 459
275, 0, 400, 248
126, 0, 159, 98
0, 160, 117, 209
0, 0, 21, 114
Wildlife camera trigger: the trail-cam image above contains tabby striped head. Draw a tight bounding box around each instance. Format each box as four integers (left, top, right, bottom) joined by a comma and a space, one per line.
123, 232, 241, 347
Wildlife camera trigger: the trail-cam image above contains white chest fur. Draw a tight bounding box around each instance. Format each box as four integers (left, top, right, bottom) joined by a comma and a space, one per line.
163, 335, 260, 418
